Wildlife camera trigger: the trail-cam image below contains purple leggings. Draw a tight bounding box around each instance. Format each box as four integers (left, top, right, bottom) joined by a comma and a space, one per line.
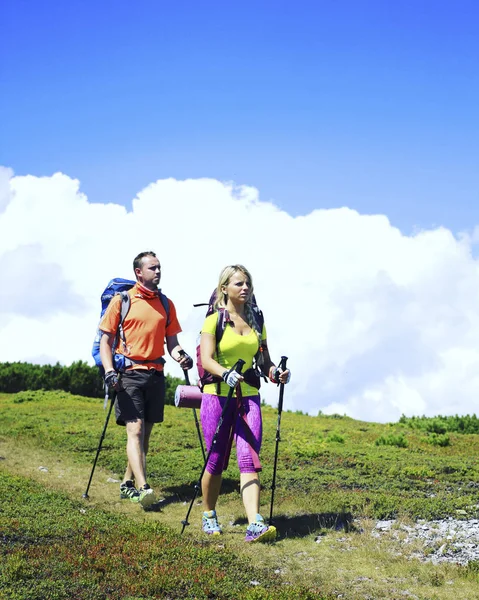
200, 393, 263, 475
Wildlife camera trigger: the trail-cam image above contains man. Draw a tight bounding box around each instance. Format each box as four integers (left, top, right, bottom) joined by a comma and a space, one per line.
99, 251, 193, 507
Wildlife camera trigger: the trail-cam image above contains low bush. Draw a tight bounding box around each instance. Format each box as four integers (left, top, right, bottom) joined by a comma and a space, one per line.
424, 433, 451, 447
327, 433, 345, 444
399, 413, 479, 435
0, 361, 183, 405
375, 433, 409, 448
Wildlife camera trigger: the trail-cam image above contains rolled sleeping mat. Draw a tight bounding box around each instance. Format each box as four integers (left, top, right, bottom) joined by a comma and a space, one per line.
174, 385, 202, 409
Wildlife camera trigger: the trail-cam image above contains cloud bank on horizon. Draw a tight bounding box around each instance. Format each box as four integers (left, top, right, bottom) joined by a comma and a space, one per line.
1, 165, 479, 423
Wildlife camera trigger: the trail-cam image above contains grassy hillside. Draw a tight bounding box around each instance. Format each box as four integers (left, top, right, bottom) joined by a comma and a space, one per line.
1, 390, 479, 599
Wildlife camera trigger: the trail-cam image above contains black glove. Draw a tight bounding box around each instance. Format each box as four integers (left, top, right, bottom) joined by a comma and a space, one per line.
179, 353, 194, 370
104, 370, 119, 389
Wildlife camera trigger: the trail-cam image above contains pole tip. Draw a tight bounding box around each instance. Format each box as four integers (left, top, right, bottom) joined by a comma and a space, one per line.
82, 493, 89, 499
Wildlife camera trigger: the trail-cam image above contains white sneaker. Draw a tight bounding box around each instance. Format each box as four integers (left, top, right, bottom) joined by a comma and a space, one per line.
138, 484, 156, 508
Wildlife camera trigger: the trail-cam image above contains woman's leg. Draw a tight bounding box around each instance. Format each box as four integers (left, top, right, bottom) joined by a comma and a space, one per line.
200, 393, 235, 511
201, 471, 223, 511
240, 472, 261, 523
235, 395, 263, 522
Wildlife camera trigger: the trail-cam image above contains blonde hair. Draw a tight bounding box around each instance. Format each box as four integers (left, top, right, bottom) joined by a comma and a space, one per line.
214, 265, 263, 361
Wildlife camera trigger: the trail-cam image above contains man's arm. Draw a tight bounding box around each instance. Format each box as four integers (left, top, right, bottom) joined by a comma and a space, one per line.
166, 335, 193, 369
99, 332, 115, 373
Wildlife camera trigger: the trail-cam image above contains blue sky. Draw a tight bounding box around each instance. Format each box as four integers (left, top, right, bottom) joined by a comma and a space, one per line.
2, 0, 478, 233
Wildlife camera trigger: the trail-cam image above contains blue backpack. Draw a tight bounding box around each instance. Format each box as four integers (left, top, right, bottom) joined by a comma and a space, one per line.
92, 278, 170, 374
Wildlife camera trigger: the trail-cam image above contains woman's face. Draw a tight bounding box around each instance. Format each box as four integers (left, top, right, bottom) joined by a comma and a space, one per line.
224, 271, 251, 304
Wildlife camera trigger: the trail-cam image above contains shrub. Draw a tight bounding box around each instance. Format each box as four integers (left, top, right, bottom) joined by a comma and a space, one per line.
424, 433, 451, 447
327, 433, 345, 444
0, 361, 182, 405
398, 413, 479, 435
375, 433, 408, 448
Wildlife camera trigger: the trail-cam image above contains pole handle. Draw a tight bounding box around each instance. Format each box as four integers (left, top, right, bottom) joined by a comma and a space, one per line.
235, 358, 246, 374
279, 356, 288, 371
178, 349, 191, 385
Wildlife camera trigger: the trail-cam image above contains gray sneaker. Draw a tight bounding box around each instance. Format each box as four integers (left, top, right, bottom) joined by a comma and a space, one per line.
119, 480, 140, 502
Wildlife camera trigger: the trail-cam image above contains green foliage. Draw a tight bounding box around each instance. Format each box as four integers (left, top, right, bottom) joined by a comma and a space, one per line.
399, 413, 479, 435
375, 433, 409, 448
327, 433, 345, 444
2, 391, 479, 524
0, 360, 102, 397
164, 373, 185, 406
0, 361, 182, 405
0, 472, 320, 600
424, 433, 451, 447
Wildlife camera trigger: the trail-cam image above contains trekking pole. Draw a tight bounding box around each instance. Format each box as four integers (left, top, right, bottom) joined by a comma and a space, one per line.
269, 356, 288, 525
82, 390, 115, 499
178, 349, 206, 462
181, 359, 245, 534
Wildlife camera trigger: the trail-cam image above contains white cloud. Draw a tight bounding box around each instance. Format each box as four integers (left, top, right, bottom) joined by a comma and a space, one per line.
0, 166, 14, 213
1, 167, 479, 422
0, 244, 86, 318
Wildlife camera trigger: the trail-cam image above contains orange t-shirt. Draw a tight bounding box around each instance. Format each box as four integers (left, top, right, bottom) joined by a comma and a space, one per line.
99, 284, 182, 370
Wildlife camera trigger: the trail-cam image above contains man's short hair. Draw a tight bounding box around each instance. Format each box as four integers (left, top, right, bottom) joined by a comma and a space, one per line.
133, 251, 157, 273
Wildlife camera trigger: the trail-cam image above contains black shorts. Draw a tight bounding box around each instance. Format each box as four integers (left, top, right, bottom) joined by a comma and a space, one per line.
115, 369, 165, 426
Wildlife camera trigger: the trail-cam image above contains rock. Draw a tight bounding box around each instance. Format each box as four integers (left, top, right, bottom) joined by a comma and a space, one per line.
370, 516, 479, 565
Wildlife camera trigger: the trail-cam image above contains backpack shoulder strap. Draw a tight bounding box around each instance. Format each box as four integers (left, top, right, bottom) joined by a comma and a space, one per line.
116, 291, 131, 349
119, 291, 131, 325
158, 291, 171, 328
215, 308, 229, 345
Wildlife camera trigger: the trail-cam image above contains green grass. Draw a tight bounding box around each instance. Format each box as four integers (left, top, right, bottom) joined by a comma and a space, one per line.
0, 472, 319, 600
2, 390, 479, 598
3, 391, 479, 521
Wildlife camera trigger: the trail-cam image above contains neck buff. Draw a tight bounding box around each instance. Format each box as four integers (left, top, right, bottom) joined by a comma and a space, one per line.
136, 282, 159, 299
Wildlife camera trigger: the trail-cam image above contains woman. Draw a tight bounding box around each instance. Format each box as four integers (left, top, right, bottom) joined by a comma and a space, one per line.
199, 264, 291, 543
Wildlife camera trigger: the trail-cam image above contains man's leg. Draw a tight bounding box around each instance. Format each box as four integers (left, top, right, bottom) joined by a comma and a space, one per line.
123, 421, 154, 480
122, 422, 153, 482
122, 463, 134, 484
125, 418, 148, 489
124, 418, 156, 507
143, 421, 154, 457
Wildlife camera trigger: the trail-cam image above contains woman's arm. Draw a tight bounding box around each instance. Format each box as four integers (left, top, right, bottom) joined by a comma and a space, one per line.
260, 341, 275, 376
200, 332, 244, 380
200, 332, 227, 378
260, 340, 291, 384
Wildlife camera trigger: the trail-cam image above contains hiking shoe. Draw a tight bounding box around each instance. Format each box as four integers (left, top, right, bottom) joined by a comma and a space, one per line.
138, 483, 156, 508
245, 515, 276, 543
119, 480, 140, 502
202, 510, 222, 535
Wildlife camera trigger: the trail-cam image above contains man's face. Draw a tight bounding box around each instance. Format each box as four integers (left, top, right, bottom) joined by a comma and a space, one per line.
136, 255, 161, 288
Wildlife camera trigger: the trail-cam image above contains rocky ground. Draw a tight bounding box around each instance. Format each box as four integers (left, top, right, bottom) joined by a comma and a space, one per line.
371, 514, 479, 566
